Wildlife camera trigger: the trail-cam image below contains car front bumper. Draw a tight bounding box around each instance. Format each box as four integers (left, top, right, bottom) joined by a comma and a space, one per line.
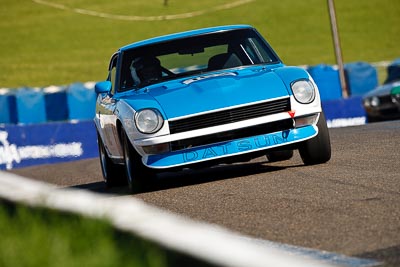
143, 124, 317, 169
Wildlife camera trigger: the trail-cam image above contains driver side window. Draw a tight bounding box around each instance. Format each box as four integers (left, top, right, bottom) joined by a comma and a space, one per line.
108, 54, 118, 94
110, 66, 117, 95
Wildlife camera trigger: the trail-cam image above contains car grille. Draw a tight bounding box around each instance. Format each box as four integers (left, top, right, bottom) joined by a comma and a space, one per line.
378, 95, 393, 105
169, 97, 291, 134
170, 119, 294, 152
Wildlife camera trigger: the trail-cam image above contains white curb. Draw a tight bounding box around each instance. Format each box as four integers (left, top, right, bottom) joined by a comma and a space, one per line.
0, 171, 337, 267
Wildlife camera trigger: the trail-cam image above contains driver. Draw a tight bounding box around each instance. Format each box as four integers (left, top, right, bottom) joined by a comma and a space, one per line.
130, 56, 162, 86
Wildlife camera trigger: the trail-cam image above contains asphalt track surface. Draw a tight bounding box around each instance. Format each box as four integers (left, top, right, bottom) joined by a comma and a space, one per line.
9, 120, 400, 266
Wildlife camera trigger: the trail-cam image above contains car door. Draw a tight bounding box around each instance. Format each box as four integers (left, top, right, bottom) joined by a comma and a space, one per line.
96, 53, 124, 160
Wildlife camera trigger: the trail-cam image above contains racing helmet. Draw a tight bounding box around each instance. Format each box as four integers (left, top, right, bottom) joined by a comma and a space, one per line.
130, 56, 162, 85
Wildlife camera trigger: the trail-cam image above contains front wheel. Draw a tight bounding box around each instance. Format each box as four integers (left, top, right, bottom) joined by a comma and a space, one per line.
97, 131, 126, 187
266, 150, 294, 162
298, 112, 331, 165
121, 130, 155, 192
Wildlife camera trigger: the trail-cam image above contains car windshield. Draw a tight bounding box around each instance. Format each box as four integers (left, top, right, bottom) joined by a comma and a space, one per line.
119, 28, 280, 91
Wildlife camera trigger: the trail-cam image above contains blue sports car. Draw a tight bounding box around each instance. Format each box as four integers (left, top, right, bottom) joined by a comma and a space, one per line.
94, 25, 331, 191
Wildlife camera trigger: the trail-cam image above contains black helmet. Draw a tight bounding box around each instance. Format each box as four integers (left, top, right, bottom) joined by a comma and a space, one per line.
131, 56, 162, 84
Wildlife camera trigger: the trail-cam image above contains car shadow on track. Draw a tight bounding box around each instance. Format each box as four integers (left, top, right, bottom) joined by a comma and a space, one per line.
147, 162, 286, 193
355, 244, 400, 267
70, 158, 303, 196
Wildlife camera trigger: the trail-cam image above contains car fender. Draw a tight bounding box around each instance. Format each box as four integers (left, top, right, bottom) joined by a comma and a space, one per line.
273, 66, 322, 115
115, 95, 170, 155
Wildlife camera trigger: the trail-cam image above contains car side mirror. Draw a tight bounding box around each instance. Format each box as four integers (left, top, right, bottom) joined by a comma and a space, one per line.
95, 81, 112, 94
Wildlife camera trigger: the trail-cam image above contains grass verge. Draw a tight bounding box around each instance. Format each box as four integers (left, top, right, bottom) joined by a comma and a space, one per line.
0, 0, 398, 88
0, 201, 211, 267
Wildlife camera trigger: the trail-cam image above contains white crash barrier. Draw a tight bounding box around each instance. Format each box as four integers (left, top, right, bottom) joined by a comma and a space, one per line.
0, 171, 337, 267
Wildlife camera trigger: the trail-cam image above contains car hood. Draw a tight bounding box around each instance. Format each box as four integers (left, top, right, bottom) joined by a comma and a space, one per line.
364, 81, 400, 98
144, 68, 291, 119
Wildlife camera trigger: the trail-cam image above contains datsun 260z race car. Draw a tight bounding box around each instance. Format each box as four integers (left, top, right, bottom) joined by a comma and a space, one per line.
94, 25, 331, 191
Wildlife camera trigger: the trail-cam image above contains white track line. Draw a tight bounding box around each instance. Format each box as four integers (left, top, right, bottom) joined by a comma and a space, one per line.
32, 0, 256, 21
0, 171, 338, 267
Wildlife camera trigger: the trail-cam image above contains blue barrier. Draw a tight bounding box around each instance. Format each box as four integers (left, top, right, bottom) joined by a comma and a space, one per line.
43, 85, 69, 122
15, 88, 47, 124
0, 89, 18, 124
0, 121, 98, 170
1, 82, 97, 124
385, 58, 400, 84
308, 64, 342, 100
344, 62, 378, 96
323, 96, 366, 128
67, 82, 97, 120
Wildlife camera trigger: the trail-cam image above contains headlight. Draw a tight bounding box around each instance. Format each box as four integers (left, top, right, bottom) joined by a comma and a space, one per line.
291, 79, 316, 104
135, 109, 164, 134
363, 98, 371, 108
370, 96, 380, 107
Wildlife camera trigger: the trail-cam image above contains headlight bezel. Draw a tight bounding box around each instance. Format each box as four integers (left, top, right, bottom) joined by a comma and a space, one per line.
290, 79, 316, 104
134, 108, 164, 134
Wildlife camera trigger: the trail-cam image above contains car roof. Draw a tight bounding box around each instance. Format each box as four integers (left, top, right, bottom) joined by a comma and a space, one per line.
119, 25, 254, 52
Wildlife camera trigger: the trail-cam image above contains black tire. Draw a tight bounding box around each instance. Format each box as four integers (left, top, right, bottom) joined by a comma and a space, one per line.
97, 131, 126, 187
298, 112, 331, 165
266, 150, 294, 162
121, 130, 155, 193
367, 115, 379, 123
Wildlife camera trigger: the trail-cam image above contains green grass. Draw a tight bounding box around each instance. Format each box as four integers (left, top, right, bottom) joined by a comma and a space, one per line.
0, 202, 213, 267
0, 0, 399, 88
0, 203, 168, 267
